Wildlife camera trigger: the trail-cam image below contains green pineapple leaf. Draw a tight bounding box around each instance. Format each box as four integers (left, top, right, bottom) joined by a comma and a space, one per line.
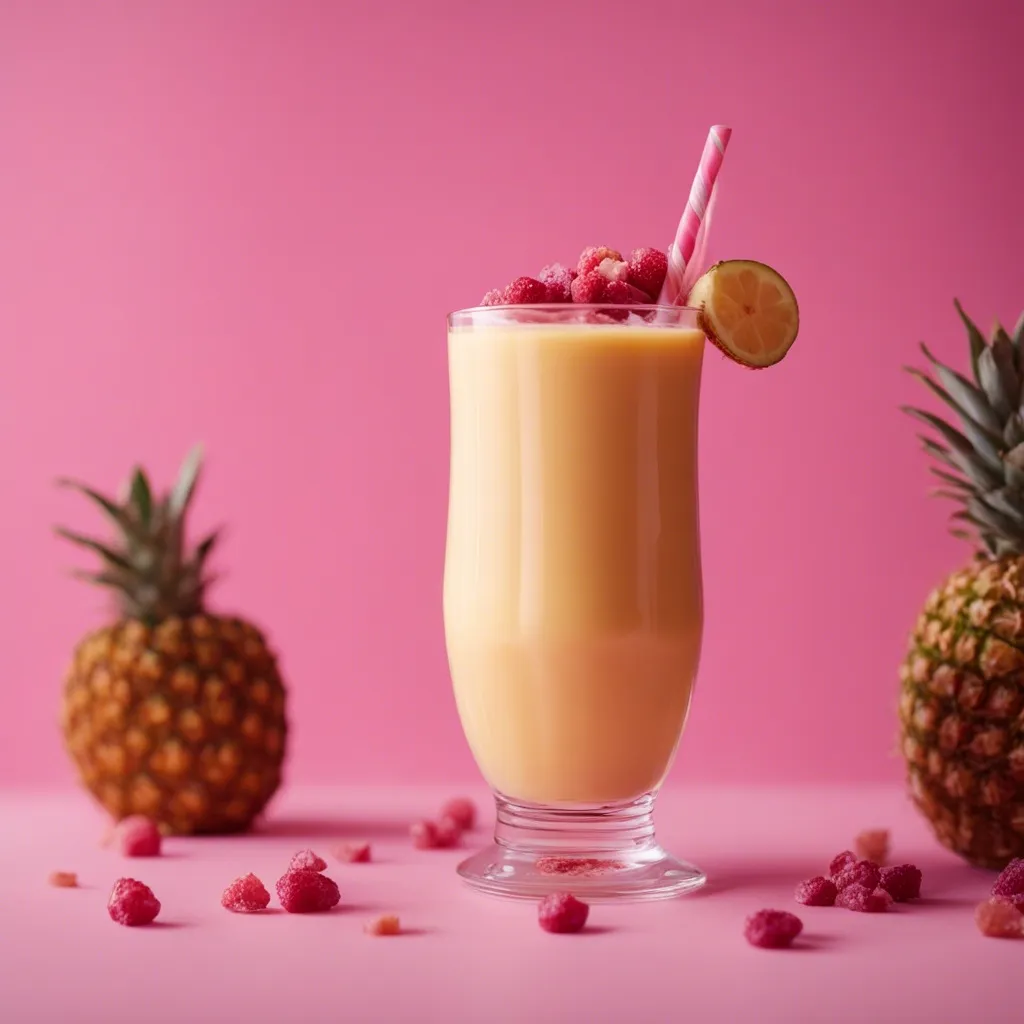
928, 466, 974, 492
129, 469, 153, 528
54, 528, 133, 571
917, 343, 1003, 432
902, 406, 1002, 473
955, 298, 988, 382
978, 346, 1015, 420
55, 479, 138, 539
169, 445, 204, 521
904, 368, 1004, 452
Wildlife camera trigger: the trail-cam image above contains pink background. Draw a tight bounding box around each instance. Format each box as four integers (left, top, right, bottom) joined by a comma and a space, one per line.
1, 0, 1022, 790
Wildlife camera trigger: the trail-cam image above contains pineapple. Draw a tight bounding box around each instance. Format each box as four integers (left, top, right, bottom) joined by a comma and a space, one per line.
901, 301, 1024, 868
57, 447, 287, 834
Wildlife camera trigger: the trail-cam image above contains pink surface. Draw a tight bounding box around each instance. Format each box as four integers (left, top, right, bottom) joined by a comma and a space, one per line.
1, 784, 1019, 1024
2, 2, 1024, 788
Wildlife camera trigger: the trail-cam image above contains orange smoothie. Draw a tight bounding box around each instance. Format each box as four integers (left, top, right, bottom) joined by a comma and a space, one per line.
443, 320, 705, 805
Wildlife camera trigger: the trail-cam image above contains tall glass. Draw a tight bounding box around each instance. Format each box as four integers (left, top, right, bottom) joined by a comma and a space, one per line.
443, 303, 706, 900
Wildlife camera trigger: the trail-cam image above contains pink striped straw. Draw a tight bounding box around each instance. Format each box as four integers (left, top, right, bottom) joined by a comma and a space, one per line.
658, 125, 732, 306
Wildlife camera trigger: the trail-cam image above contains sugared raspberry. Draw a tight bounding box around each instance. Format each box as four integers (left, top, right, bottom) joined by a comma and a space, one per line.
435, 817, 463, 848
410, 820, 439, 850
537, 264, 576, 303
975, 897, 1023, 938
221, 873, 271, 913
627, 247, 668, 299
794, 876, 837, 906
603, 280, 651, 305
481, 288, 504, 306
365, 914, 402, 936
440, 797, 477, 831
836, 884, 891, 913
577, 246, 623, 277
118, 817, 161, 857
570, 270, 607, 304
834, 860, 881, 892
335, 841, 372, 864
879, 864, 922, 902
992, 857, 1024, 909
538, 892, 589, 933
289, 849, 327, 872
854, 829, 890, 864
49, 871, 78, 888
829, 850, 858, 877
743, 909, 803, 948
275, 869, 340, 914
503, 277, 549, 305
108, 878, 161, 926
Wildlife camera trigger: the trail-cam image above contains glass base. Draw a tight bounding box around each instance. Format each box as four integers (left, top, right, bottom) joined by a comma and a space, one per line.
456, 793, 705, 902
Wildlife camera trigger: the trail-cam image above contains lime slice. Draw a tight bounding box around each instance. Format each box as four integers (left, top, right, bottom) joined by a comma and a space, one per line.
686, 260, 799, 368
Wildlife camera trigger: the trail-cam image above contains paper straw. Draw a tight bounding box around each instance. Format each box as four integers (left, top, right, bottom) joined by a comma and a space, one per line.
658, 125, 732, 306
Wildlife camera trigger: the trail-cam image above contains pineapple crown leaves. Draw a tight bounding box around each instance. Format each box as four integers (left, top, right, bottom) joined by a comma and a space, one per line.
903, 301, 1024, 558
54, 445, 222, 623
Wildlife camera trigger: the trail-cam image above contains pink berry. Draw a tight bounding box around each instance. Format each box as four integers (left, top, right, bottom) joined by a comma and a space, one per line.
627, 247, 668, 299
275, 869, 340, 914
410, 820, 439, 850
538, 892, 589, 933
577, 246, 623, 277
221, 873, 271, 913
975, 897, 1023, 938
481, 288, 504, 306
503, 276, 549, 305
570, 270, 608, 304
335, 841, 372, 864
537, 264, 576, 303
834, 860, 881, 892
108, 878, 161, 926
603, 279, 651, 305
992, 857, 1024, 909
49, 871, 78, 888
794, 876, 837, 907
836, 884, 891, 913
289, 849, 327, 872
829, 850, 858, 877
879, 864, 922, 902
854, 829, 890, 864
440, 797, 477, 831
365, 913, 402, 936
744, 909, 803, 948
435, 816, 463, 848
118, 817, 161, 858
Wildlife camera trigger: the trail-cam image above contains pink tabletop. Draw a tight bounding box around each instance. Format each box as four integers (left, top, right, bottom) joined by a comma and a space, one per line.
1, 784, 1018, 1023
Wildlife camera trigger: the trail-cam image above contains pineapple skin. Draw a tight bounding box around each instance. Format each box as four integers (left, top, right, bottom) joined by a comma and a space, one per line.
60, 613, 287, 834
900, 557, 1024, 869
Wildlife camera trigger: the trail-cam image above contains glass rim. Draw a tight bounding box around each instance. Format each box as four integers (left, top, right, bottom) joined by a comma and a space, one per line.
447, 302, 700, 325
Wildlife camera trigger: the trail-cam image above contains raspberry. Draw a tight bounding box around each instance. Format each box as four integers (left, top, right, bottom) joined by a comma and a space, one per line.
603, 280, 651, 305
991, 857, 1024, 909
577, 246, 623, 277
743, 909, 803, 948
435, 816, 463, 848
108, 878, 161, 926
570, 270, 607, 304
49, 871, 78, 888
221, 873, 271, 913
836, 884, 891, 913
275, 869, 340, 913
481, 288, 504, 306
879, 864, 922, 902
794, 876, 837, 906
365, 914, 402, 936
118, 817, 161, 857
834, 860, 881, 892
854, 829, 890, 864
537, 264, 575, 303
335, 841, 371, 864
828, 850, 858, 877
975, 897, 1023, 938
627, 247, 668, 299
538, 892, 589, 933
440, 797, 477, 831
289, 849, 327, 872
503, 277, 549, 305
410, 820, 439, 849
